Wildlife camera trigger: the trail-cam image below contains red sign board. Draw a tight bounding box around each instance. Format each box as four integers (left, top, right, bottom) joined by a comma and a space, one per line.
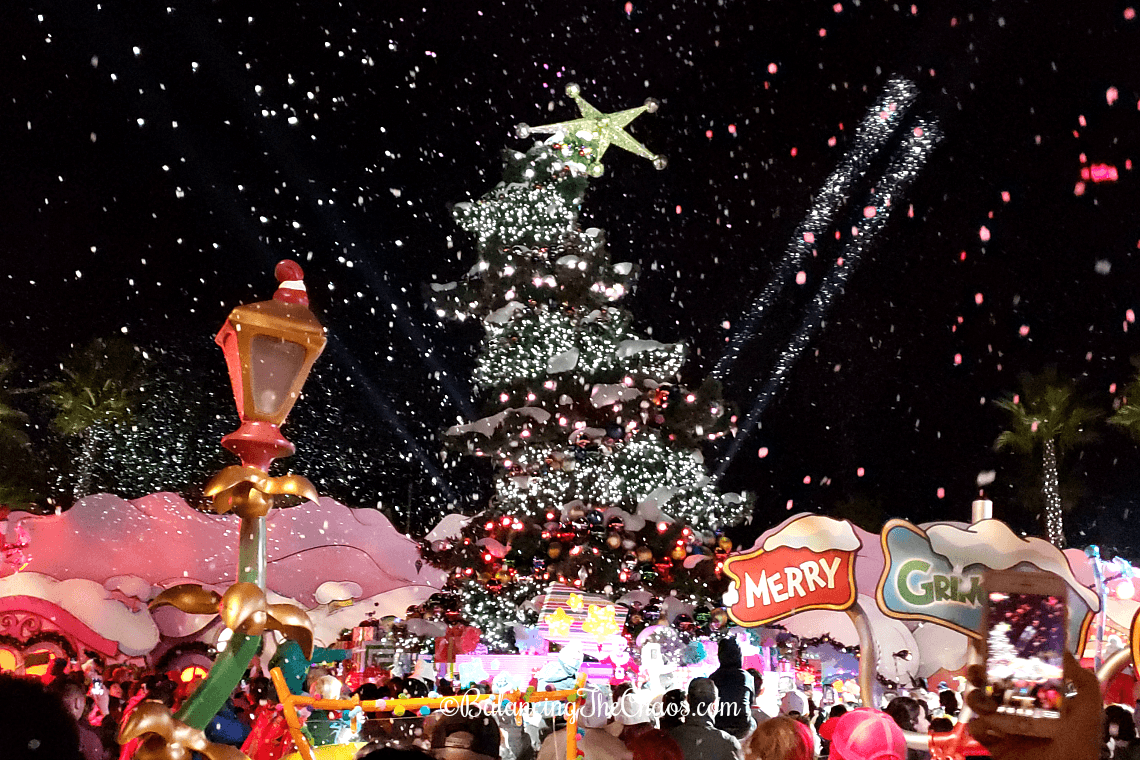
723, 545, 858, 626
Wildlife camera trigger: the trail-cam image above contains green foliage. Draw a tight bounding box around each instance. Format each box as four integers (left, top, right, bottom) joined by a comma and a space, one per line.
1110, 363, 1140, 443
48, 337, 145, 438
993, 368, 1101, 460
0, 351, 46, 508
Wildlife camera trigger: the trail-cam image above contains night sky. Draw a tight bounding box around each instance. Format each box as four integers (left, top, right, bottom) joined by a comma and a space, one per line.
3, 1, 1139, 548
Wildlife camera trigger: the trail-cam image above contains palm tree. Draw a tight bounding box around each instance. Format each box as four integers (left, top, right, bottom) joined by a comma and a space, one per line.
0, 353, 42, 508
994, 369, 1100, 548
47, 337, 146, 500
1109, 363, 1140, 441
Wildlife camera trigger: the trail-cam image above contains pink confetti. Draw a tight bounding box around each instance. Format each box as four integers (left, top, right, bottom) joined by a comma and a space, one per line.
787, 499, 795, 510
1110, 383, 1118, 394
768, 62, 778, 74
728, 124, 737, 134
974, 292, 984, 305
624, 1, 633, 15
796, 271, 807, 285
675, 205, 682, 214
1074, 181, 1086, 196
863, 205, 877, 218
1001, 190, 1010, 202
790, 147, 798, 156
803, 476, 811, 485
1126, 6, 1136, 18
819, 27, 827, 36
914, 126, 924, 137
979, 225, 991, 241
705, 129, 713, 139
1019, 325, 1030, 336
828, 136, 837, 146
937, 487, 946, 499
758, 447, 769, 458
1079, 115, 1087, 127
1090, 164, 1119, 182
1108, 87, 1120, 106
908, 204, 914, 217
954, 353, 963, 365
833, 2, 842, 11
1127, 309, 1136, 323
836, 256, 845, 266
857, 467, 865, 477
959, 251, 967, 261
803, 232, 815, 243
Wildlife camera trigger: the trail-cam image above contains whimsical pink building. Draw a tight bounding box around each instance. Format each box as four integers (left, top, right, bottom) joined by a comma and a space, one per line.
0, 492, 444, 674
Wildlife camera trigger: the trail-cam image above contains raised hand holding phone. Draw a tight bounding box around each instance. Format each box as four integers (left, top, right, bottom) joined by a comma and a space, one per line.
967, 650, 1102, 760
979, 569, 1069, 737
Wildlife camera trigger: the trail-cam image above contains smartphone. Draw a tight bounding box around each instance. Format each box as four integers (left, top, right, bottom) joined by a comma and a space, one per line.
982, 569, 1068, 737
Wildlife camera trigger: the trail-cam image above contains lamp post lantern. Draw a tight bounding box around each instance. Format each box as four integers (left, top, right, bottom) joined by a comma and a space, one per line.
127, 261, 326, 752
215, 259, 327, 471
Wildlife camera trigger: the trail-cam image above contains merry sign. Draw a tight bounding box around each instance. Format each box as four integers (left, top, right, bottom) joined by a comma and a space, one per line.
723, 516, 862, 627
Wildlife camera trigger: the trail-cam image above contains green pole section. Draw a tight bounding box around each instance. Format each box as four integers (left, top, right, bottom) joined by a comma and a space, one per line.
176, 515, 267, 729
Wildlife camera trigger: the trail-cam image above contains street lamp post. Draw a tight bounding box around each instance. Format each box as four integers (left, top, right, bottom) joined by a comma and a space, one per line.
124, 261, 327, 753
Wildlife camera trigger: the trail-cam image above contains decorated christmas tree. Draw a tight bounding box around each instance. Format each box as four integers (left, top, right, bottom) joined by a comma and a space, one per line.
424, 85, 750, 651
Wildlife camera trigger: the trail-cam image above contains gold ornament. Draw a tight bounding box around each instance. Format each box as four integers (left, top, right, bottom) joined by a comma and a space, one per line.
670, 545, 688, 561
548, 541, 563, 559
119, 701, 249, 760
205, 466, 318, 518
518, 84, 665, 175
605, 532, 623, 549
717, 536, 734, 552
635, 546, 654, 564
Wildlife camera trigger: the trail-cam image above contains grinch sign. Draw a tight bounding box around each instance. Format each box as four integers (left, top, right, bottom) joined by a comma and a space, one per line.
723, 516, 861, 626
876, 519, 1098, 647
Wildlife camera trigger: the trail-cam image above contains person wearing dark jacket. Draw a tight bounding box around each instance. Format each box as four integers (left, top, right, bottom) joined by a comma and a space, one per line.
709, 638, 755, 740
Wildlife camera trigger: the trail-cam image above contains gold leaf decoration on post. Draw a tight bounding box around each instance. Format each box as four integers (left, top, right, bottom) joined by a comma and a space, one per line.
119, 701, 250, 760
218, 582, 314, 658
148, 584, 222, 615
205, 466, 319, 518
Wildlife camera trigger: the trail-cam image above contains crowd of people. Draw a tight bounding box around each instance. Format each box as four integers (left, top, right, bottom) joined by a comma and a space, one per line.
0, 642, 1118, 760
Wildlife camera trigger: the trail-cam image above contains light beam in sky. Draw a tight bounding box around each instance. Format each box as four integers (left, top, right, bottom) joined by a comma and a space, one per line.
715, 115, 943, 477
713, 79, 920, 380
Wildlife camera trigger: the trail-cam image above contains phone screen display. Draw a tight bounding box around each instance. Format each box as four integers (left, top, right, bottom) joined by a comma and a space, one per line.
986, 590, 1065, 719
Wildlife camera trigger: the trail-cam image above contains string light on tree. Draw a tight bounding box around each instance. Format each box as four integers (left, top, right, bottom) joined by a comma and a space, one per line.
423, 86, 749, 639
